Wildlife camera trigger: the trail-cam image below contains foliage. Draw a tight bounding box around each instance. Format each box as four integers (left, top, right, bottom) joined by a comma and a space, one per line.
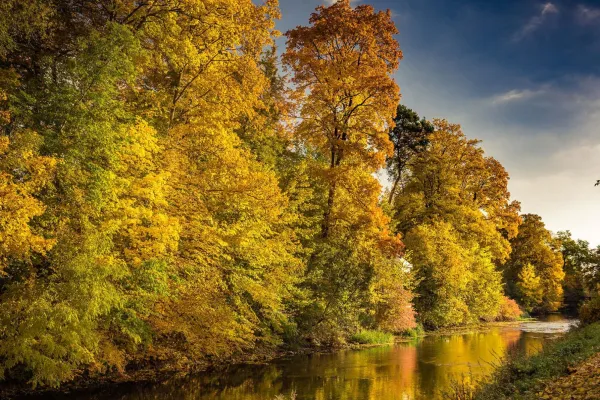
495, 296, 522, 321
0, 0, 586, 390
580, 296, 600, 325
394, 121, 514, 328
505, 214, 565, 313
385, 104, 434, 204
282, 0, 407, 345
516, 264, 544, 313
537, 351, 600, 400
283, 0, 401, 238
350, 330, 394, 345
556, 231, 590, 309
373, 274, 417, 334
0, 0, 300, 387
405, 221, 503, 328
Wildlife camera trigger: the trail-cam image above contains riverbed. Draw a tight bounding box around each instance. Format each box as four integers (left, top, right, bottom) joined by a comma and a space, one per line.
35, 315, 578, 400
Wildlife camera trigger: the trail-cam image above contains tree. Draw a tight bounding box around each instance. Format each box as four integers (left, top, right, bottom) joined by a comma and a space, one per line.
386, 104, 433, 204
0, 0, 302, 386
391, 120, 517, 327
282, 0, 410, 343
283, 0, 402, 238
404, 220, 503, 328
505, 214, 565, 313
393, 120, 520, 262
516, 263, 544, 312
556, 231, 590, 309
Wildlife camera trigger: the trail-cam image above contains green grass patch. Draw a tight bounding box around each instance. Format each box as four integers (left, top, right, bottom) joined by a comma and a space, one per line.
443, 322, 600, 400
350, 330, 394, 345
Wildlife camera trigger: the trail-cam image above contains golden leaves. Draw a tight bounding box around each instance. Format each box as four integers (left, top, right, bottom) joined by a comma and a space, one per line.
0, 131, 56, 273
539, 352, 600, 399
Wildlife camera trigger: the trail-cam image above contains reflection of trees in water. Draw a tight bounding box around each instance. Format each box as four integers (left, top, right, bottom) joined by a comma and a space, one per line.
79, 327, 566, 400
416, 328, 521, 398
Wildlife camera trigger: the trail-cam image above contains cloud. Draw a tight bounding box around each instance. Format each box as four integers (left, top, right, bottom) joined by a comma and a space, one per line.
491, 88, 546, 104
577, 4, 600, 24
513, 2, 558, 41
324, 0, 359, 5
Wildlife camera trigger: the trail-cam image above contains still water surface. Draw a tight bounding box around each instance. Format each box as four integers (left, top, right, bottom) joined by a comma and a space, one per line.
58, 315, 577, 400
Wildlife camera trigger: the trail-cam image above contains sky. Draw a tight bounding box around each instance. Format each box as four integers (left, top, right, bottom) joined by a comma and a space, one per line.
276, 0, 600, 246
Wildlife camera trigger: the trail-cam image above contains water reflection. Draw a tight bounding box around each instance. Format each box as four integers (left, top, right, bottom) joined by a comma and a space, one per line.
59, 318, 574, 400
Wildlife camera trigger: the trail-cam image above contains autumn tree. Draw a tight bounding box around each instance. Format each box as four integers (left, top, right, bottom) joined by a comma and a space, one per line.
0, 0, 303, 386
556, 231, 591, 309
283, 0, 408, 341
586, 247, 600, 294
505, 214, 565, 313
516, 263, 544, 313
283, 0, 402, 238
393, 120, 520, 258
391, 120, 519, 327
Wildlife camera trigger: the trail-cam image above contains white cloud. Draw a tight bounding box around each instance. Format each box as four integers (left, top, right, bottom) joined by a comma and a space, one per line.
403, 72, 600, 245
324, 0, 359, 5
542, 3, 559, 15
577, 4, 600, 23
513, 2, 558, 41
491, 88, 546, 104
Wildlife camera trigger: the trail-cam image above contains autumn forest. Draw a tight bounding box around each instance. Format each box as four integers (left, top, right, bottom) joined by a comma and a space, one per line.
1, 0, 599, 391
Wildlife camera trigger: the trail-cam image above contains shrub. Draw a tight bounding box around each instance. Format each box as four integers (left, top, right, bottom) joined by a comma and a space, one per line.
350, 330, 394, 344
580, 296, 600, 324
375, 286, 417, 333
495, 296, 522, 321
399, 323, 425, 339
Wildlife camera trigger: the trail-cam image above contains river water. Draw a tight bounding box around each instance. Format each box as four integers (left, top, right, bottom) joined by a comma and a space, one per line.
44, 315, 577, 400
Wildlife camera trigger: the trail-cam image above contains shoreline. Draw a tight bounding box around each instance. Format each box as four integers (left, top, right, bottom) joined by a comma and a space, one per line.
1, 318, 544, 399
443, 321, 600, 399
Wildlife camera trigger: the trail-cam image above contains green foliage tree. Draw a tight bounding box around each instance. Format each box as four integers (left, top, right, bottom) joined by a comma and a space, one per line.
386, 104, 434, 204
556, 231, 591, 309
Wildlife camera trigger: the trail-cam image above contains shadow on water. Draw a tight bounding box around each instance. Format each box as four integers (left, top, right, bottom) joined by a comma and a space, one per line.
39, 316, 577, 400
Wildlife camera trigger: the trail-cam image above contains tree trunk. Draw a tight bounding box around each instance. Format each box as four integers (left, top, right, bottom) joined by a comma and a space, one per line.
321, 182, 336, 238
388, 172, 401, 205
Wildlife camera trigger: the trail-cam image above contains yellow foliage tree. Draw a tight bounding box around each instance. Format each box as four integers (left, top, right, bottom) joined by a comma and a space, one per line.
506, 214, 565, 312
517, 263, 544, 312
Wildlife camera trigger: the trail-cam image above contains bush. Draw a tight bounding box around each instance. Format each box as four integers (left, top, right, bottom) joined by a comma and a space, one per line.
580, 296, 600, 324
399, 323, 425, 339
495, 296, 522, 321
350, 330, 394, 344
375, 286, 417, 333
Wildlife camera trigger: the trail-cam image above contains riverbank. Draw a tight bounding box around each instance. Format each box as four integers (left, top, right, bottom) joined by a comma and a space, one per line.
0, 319, 543, 399
443, 321, 600, 400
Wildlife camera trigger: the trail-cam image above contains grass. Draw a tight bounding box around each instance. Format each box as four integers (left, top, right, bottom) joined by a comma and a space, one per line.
274, 390, 297, 400
442, 322, 600, 400
350, 329, 394, 345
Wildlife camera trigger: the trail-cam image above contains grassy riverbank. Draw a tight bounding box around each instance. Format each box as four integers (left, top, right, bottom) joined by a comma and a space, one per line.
443, 322, 600, 399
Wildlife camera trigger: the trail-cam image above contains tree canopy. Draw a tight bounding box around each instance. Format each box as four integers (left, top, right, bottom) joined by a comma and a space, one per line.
0, 0, 584, 389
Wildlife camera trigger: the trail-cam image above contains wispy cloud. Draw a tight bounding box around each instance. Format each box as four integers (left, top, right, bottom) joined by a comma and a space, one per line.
491, 88, 547, 104
324, 0, 359, 5
513, 2, 558, 41
577, 4, 600, 24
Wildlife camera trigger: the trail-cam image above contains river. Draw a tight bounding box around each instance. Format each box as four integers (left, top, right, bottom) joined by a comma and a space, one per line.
37, 315, 577, 400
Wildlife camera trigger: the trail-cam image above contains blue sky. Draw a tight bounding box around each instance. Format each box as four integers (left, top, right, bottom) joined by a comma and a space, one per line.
276, 0, 600, 245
